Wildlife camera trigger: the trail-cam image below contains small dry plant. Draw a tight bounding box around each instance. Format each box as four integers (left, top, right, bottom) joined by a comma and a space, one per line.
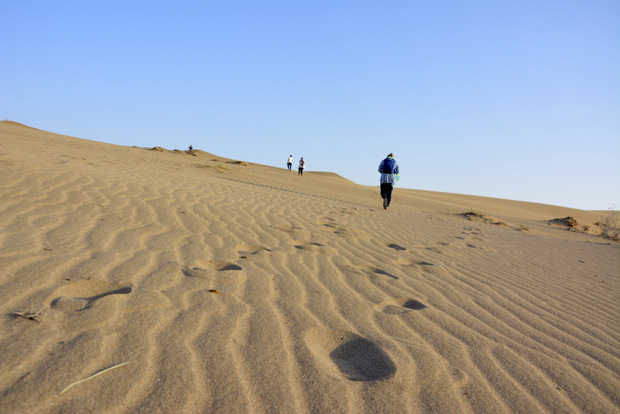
11, 309, 44, 323
599, 205, 619, 241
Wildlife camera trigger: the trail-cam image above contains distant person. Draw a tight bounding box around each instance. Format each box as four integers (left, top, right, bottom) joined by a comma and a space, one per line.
287, 155, 293, 171
189, 145, 193, 150
298, 157, 305, 175
378, 153, 399, 210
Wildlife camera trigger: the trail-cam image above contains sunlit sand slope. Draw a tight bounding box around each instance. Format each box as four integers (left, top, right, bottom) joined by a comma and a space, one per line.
1, 121, 618, 413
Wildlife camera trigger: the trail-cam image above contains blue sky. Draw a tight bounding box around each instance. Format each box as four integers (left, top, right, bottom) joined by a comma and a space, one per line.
2, 1, 618, 210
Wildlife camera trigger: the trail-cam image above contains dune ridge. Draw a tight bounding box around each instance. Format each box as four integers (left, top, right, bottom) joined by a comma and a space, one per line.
1, 121, 618, 413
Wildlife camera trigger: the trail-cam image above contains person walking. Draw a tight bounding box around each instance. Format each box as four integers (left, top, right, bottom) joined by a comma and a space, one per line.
298, 157, 305, 175
287, 155, 293, 171
378, 153, 399, 210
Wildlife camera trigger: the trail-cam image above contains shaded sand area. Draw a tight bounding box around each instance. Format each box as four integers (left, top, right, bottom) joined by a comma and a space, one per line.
1, 121, 618, 413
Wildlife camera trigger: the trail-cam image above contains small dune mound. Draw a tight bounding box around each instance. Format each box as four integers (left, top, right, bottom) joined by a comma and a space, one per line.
549, 216, 578, 228
146, 146, 222, 159
173, 149, 192, 155
461, 210, 507, 226
548, 216, 605, 237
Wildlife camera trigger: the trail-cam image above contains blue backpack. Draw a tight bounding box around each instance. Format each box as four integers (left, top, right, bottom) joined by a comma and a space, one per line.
381, 158, 396, 174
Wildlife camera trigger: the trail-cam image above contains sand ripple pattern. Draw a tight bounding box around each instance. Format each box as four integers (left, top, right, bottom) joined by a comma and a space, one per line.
1, 122, 619, 413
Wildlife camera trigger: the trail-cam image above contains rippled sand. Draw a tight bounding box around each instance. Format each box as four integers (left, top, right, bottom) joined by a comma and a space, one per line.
1, 121, 618, 413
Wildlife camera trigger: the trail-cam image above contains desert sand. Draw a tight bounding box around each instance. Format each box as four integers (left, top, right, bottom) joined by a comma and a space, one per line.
1, 121, 618, 413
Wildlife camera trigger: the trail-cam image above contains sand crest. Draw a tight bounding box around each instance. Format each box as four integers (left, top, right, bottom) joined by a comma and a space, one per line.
1, 121, 618, 413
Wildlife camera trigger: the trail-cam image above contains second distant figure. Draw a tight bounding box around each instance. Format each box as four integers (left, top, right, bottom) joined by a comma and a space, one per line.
378, 153, 399, 210
287, 155, 293, 171
298, 157, 305, 175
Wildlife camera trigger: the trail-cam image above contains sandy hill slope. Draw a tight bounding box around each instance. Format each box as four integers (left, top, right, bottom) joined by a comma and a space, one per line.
1, 121, 618, 413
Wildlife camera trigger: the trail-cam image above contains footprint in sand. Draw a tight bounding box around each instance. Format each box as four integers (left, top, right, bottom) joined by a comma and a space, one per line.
322, 222, 345, 234
304, 327, 396, 382
50, 279, 132, 312
462, 227, 481, 234
359, 265, 399, 280
396, 257, 435, 267
192, 260, 243, 272
374, 297, 427, 315
423, 244, 462, 258
425, 246, 444, 254
321, 222, 370, 239
183, 261, 245, 292
395, 257, 446, 276
183, 263, 242, 280
386, 243, 407, 251
290, 240, 337, 255
237, 244, 272, 258
271, 224, 304, 234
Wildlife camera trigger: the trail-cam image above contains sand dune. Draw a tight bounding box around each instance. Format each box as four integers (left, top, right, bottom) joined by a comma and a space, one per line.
1, 121, 618, 413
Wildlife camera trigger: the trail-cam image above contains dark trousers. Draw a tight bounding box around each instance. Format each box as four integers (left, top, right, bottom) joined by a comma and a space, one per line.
298, 168, 304, 175
380, 183, 393, 206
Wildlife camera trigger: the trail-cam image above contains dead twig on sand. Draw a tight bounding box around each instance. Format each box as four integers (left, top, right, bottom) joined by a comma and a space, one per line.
59, 362, 130, 395
11, 309, 44, 323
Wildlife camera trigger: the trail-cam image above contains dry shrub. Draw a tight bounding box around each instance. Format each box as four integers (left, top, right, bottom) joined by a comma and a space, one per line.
600, 206, 619, 241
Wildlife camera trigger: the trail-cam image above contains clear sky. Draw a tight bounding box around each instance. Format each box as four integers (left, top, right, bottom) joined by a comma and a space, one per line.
2, 1, 619, 210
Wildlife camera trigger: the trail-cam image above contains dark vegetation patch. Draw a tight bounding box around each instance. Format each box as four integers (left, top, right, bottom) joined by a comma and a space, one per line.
460, 210, 507, 226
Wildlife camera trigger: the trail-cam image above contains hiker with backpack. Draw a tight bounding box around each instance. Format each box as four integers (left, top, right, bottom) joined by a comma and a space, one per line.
378, 153, 399, 210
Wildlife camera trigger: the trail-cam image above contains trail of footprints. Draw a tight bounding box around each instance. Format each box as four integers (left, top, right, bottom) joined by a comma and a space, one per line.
41, 220, 450, 385
313, 226, 498, 384
270, 214, 440, 382
455, 226, 498, 251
